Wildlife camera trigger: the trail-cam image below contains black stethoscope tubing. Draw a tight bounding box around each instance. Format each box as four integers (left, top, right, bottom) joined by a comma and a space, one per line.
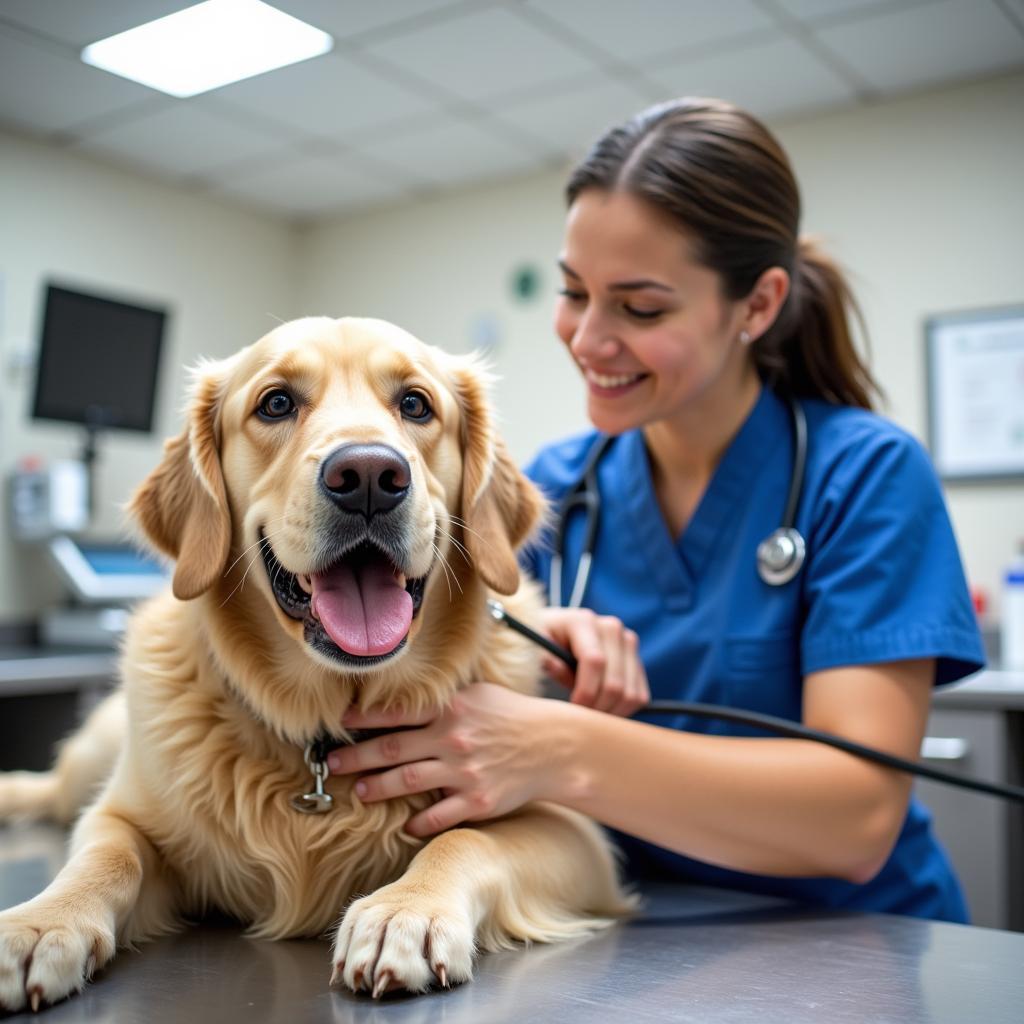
485, 600, 1024, 805
551, 392, 809, 608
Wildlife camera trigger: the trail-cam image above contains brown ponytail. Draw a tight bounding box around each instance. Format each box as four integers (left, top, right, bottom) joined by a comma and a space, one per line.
567, 98, 881, 410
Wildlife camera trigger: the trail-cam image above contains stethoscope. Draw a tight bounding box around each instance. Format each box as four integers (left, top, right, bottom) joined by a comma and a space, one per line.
549, 393, 809, 608
492, 390, 1024, 807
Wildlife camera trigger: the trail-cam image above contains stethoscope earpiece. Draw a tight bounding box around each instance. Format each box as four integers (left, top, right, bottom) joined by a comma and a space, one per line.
756, 527, 806, 587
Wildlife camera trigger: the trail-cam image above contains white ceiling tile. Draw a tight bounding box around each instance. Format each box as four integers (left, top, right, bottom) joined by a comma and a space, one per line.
349, 116, 550, 187
815, 0, 1024, 92
0, 0, 188, 47
646, 35, 858, 119
273, 0, 472, 42
210, 51, 439, 139
361, 7, 597, 103
772, 0, 924, 22
0, 29, 154, 133
74, 104, 287, 178
495, 78, 653, 156
527, 0, 776, 62
213, 152, 410, 216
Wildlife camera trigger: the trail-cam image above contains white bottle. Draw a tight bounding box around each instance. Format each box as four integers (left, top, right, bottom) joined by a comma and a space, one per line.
1002, 544, 1024, 670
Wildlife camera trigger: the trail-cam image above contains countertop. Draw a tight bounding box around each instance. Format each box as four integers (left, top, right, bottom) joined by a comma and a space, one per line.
1, 824, 1022, 1023
932, 668, 1024, 710
0, 645, 116, 695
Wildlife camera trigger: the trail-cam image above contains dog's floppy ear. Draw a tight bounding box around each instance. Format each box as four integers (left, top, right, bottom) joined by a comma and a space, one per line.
128, 362, 231, 601
451, 359, 546, 595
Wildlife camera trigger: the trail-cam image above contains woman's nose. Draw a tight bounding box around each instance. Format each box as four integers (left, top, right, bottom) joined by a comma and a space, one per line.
568, 309, 620, 361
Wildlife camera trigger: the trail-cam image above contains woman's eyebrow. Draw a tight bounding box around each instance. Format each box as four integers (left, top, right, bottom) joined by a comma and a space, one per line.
557, 259, 673, 293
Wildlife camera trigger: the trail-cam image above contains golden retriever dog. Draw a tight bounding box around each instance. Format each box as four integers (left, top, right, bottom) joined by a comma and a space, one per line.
0, 317, 631, 1012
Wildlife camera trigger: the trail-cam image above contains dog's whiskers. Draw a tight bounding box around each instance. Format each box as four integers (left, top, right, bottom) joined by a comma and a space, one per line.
219, 519, 293, 608
431, 542, 462, 600
220, 525, 292, 609
223, 516, 291, 577
447, 515, 495, 552
219, 542, 271, 608
441, 526, 472, 569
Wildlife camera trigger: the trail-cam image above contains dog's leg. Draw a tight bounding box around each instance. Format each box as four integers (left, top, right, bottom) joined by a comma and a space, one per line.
0, 801, 177, 1012
332, 802, 634, 996
0, 691, 125, 825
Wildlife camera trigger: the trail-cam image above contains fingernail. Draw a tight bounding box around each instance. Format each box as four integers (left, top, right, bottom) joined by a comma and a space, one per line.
354, 781, 367, 798
327, 754, 340, 772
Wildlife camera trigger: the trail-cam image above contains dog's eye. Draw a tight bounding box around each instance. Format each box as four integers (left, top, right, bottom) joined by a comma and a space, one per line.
257, 390, 296, 421
400, 391, 432, 422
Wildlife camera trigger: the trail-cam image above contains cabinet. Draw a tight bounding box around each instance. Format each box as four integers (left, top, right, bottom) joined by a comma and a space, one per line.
919, 701, 1023, 930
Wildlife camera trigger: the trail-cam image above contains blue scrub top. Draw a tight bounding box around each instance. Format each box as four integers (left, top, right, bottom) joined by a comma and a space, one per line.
521, 385, 985, 923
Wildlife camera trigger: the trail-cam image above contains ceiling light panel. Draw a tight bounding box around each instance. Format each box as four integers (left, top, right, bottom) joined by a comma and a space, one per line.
81, 0, 334, 98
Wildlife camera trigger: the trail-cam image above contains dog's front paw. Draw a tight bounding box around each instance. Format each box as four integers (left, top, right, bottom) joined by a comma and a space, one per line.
0, 902, 115, 1012
331, 883, 475, 997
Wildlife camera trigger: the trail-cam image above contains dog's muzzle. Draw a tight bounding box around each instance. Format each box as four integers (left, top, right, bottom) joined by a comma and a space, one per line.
259, 536, 428, 669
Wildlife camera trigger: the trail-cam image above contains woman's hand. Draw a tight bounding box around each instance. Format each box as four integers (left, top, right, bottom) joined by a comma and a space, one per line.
327, 683, 572, 838
539, 607, 649, 715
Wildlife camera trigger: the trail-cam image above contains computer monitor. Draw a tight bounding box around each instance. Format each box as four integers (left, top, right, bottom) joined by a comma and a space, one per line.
33, 283, 167, 432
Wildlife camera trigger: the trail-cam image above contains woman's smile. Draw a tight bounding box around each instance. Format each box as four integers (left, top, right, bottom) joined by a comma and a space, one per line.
582, 366, 649, 397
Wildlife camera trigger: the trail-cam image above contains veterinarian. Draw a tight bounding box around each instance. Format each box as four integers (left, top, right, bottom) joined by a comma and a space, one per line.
330, 97, 985, 923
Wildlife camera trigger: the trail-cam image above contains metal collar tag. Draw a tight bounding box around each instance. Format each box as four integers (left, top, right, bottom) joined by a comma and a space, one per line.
290, 744, 334, 814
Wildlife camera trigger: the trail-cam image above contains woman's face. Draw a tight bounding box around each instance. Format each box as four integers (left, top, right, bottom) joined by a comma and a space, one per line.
555, 189, 755, 436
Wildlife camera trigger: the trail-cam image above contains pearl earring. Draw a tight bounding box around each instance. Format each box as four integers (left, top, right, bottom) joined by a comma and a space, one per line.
739, 330, 752, 345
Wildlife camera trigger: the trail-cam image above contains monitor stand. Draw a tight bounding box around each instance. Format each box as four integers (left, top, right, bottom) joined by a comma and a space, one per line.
80, 424, 101, 521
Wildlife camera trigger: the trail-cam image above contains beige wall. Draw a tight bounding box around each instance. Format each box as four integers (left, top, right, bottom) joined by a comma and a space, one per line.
296, 72, 1024, 619
2, 72, 1022, 623
0, 131, 299, 618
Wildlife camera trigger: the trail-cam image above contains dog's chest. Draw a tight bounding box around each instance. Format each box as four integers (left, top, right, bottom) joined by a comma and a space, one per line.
145, 752, 428, 938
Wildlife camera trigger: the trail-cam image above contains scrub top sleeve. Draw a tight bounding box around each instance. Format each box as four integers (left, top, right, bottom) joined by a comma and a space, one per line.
801, 431, 984, 686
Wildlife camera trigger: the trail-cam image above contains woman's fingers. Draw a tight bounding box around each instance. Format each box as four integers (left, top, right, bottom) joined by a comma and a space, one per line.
327, 726, 434, 775
567, 614, 608, 708
405, 795, 477, 838
609, 627, 649, 716
341, 705, 435, 730
554, 611, 646, 716
350, 758, 451, 803
591, 615, 628, 713
541, 654, 575, 688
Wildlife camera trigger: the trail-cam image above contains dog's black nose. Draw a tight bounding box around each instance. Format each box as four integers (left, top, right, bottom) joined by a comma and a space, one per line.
320, 444, 411, 517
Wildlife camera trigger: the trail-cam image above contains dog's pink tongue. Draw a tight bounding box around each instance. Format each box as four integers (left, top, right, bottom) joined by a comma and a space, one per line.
311, 558, 412, 657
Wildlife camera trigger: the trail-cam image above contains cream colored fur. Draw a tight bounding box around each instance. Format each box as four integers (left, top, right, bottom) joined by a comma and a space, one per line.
0, 318, 632, 1012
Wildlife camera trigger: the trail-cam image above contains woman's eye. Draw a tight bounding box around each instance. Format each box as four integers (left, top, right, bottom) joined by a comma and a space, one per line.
400, 391, 432, 422
257, 390, 296, 420
624, 305, 663, 321
558, 288, 587, 303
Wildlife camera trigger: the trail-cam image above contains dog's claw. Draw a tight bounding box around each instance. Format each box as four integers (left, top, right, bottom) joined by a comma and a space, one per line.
329, 962, 343, 987
372, 970, 392, 999
29, 987, 41, 1013
436, 964, 448, 988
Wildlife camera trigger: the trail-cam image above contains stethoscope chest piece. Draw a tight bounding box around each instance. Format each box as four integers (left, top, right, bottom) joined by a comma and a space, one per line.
756, 527, 806, 586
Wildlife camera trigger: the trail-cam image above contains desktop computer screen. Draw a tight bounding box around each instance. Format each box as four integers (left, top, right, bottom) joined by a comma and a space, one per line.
33, 283, 166, 432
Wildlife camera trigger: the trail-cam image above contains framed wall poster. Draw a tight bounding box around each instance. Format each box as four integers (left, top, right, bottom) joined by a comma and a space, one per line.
925, 306, 1024, 481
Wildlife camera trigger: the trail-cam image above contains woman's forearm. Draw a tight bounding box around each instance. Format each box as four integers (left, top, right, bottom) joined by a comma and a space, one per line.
539, 700, 911, 882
